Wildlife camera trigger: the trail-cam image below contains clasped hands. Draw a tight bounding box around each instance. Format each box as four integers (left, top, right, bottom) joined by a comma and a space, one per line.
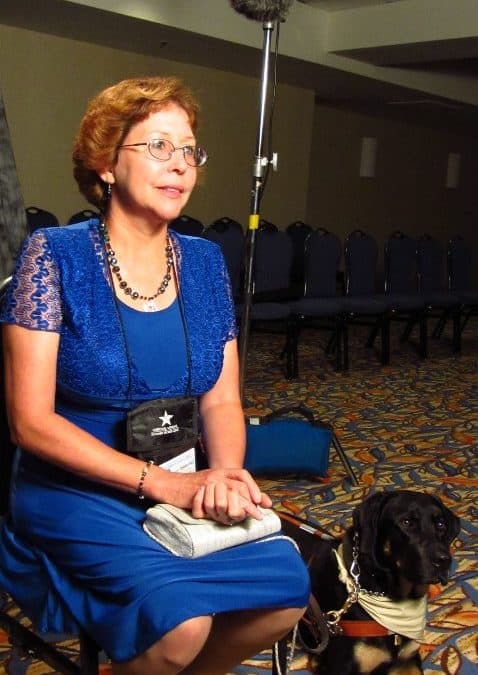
168, 468, 272, 526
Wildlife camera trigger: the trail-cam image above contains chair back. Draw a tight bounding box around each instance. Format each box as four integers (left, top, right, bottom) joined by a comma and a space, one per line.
253, 230, 293, 296
417, 235, 446, 292
258, 219, 278, 232
169, 215, 204, 236
25, 206, 59, 233
0, 277, 14, 515
303, 229, 341, 298
286, 221, 313, 290
384, 231, 418, 293
0, 273, 101, 671
209, 217, 244, 234
204, 225, 245, 299
67, 209, 99, 224
345, 229, 378, 296
448, 236, 472, 291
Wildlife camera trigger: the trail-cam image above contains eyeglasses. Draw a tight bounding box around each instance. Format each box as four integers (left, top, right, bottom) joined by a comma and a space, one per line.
118, 138, 208, 167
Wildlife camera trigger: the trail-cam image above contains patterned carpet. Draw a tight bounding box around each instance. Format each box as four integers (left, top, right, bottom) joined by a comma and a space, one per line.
1, 322, 477, 674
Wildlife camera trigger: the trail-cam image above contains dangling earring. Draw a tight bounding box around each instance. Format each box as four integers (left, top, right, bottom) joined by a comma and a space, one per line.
102, 183, 112, 214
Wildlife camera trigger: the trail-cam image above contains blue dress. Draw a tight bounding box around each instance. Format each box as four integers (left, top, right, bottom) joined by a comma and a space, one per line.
0, 219, 309, 663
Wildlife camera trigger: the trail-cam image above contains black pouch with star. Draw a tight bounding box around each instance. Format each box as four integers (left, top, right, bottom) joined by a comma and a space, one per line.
126, 396, 199, 472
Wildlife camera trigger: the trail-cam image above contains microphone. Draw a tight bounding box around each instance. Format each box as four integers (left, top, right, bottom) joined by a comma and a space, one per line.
230, 0, 294, 22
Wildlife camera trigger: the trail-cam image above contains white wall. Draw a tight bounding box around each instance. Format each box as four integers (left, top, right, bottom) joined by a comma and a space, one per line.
0, 23, 314, 228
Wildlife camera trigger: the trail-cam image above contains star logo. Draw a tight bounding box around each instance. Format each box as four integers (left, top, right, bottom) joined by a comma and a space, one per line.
158, 410, 174, 427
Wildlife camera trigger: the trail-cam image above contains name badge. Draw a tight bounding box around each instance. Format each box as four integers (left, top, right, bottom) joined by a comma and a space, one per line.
160, 447, 197, 473
126, 396, 199, 466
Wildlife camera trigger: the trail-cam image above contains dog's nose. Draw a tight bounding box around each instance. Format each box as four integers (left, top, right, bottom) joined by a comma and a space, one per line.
432, 552, 451, 568
431, 552, 452, 583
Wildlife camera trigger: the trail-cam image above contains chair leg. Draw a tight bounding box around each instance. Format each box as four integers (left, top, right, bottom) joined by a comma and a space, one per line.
419, 313, 428, 358
79, 629, 100, 674
335, 323, 342, 372
325, 329, 336, 355
432, 313, 447, 338
461, 308, 471, 333
291, 321, 299, 379
271, 637, 288, 675
332, 433, 359, 485
400, 318, 415, 343
285, 340, 292, 379
365, 321, 380, 348
342, 320, 349, 372
285, 318, 298, 380
0, 613, 81, 675
380, 316, 390, 366
292, 320, 300, 379
452, 309, 461, 354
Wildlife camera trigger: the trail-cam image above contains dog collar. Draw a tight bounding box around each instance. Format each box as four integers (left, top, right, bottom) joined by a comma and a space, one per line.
334, 545, 427, 641
338, 619, 393, 637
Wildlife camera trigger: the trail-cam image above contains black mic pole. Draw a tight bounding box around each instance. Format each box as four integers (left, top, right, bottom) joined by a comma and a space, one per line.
239, 19, 275, 401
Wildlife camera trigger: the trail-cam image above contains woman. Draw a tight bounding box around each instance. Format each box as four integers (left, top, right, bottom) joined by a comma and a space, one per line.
0, 76, 309, 674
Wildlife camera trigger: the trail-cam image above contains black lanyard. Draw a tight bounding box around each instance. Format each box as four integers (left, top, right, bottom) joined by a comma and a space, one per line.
103, 229, 193, 402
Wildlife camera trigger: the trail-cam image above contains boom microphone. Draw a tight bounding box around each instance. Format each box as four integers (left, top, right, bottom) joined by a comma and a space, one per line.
233, 0, 294, 396
230, 0, 294, 22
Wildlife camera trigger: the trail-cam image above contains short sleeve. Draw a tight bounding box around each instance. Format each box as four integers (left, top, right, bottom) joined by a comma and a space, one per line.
0, 230, 62, 332
212, 246, 238, 342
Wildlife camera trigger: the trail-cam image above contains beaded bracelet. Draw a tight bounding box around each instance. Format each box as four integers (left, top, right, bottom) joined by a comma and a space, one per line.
137, 460, 154, 500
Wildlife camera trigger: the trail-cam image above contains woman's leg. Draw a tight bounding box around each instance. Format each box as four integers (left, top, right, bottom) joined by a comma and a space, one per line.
182, 605, 306, 675
111, 615, 213, 675
111, 605, 305, 675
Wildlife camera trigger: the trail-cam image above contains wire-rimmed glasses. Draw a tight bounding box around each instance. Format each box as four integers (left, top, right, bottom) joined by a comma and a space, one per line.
118, 138, 208, 167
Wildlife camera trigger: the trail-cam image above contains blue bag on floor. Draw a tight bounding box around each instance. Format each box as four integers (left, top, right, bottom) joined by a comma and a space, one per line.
244, 405, 332, 477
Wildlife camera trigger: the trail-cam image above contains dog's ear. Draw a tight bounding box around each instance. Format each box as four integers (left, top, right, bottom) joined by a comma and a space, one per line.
353, 491, 391, 562
438, 500, 461, 545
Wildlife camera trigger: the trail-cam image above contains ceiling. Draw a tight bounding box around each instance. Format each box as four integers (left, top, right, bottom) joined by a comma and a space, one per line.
301, 0, 478, 76
1, 0, 478, 136
298, 0, 478, 134
301, 0, 403, 9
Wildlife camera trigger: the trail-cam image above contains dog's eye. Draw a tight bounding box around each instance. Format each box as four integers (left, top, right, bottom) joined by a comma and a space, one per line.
436, 519, 447, 531
401, 516, 418, 529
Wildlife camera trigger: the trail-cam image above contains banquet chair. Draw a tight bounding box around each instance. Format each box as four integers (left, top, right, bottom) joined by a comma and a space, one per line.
0, 276, 100, 675
0, 275, 284, 675
286, 220, 313, 295
236, 229, 298, 379
344, 229, 390, 367
290, 228, 347, 372
208, 216, 244, 234
381, 231, 427, 357
204, 218, 245, 301
442, 235, 478, 337
169, 214, 204, 236
415, 234, 461, 353
258, 218, 279, 232
25, 206, 59, 233
67, 209, 100, 224
0, 277, 13, 515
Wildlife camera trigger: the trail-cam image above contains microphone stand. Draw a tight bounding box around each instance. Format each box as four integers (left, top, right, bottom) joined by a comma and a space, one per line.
239, 19, 275, 401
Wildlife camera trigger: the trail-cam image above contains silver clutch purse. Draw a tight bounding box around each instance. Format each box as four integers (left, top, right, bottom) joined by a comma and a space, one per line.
143, 504, 282, 558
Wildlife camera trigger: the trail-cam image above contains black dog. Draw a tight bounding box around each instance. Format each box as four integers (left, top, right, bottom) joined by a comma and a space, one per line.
280, 490, 460, 675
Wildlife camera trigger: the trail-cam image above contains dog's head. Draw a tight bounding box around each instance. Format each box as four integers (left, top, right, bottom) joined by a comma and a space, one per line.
347, 490, 460, 598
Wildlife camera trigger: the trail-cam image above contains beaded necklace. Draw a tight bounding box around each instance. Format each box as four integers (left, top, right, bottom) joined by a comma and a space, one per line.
100, 221, 173, 312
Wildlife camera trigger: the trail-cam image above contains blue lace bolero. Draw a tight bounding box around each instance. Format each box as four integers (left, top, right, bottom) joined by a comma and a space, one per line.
1, 220, 238, 405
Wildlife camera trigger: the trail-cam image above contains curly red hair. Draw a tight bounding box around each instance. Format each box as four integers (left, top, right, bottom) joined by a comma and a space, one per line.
72, 76, 200, 209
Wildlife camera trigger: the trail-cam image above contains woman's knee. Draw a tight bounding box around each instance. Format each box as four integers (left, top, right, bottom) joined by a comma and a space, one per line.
269, 606, 307, 639
112, 615, 213, 675
157, 616, 213, 671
